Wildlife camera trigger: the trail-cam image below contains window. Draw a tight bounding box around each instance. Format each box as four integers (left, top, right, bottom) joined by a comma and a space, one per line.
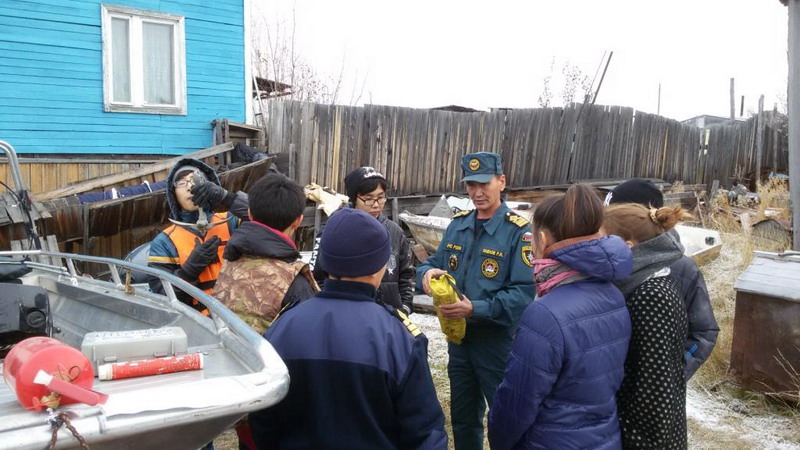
102, 4, 186, 114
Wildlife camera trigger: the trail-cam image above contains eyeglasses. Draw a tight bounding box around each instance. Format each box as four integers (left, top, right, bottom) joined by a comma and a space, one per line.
357, 196, 388, 207
174, 180, 194, 189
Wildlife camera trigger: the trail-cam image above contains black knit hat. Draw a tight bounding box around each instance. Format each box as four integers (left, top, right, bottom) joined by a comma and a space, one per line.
318, 208, 391, 277
605, 179, 664, 208
344, 167, 386, 204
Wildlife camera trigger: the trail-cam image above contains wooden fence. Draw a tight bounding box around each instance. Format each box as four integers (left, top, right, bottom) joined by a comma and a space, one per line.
266, 101, 786, 195
0, 157, 159, 195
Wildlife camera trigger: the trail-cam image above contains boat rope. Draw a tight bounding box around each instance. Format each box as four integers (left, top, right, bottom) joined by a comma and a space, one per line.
47, 409, 89, 450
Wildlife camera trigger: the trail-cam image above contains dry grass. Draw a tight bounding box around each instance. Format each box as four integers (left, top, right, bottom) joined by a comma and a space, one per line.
697, 180, 794, 388
689, 180, 800, 446
756, 178, 791, 221
214, 429, 238, 450
670, 180, 686, 193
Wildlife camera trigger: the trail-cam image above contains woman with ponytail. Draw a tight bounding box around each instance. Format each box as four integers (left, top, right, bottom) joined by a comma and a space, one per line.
603, 204, 690, 449
488, 184, 633, 450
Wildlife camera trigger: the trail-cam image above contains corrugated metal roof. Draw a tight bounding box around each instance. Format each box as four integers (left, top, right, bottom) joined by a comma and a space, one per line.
734, 252, 800, 302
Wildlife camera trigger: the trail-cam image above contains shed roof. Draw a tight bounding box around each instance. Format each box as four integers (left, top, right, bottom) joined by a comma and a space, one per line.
734, 252, 800, 302
430, 105, 482, 113
253, 77, 292, 99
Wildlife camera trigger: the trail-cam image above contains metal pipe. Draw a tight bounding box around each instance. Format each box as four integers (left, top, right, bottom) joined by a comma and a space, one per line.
0, 141, 26, 194
790, 0, 800, 250
0, 140, 41, 245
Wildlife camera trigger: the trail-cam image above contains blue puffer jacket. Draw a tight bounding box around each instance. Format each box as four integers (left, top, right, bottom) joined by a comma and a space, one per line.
488, 236, 633, 450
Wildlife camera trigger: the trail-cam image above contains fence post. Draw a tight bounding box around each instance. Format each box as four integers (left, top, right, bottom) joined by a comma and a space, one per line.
289, 142, 296, 183
789, 0, 800, 250
755, 95, 765, 184
730, 78, 736, 123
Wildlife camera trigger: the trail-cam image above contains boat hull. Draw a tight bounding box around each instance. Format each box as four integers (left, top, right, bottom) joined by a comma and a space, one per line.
0, 252, 289, 449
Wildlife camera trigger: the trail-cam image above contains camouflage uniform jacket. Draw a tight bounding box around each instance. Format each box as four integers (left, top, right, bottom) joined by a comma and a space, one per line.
214, 256, 318, 334
212, 221, 318, 334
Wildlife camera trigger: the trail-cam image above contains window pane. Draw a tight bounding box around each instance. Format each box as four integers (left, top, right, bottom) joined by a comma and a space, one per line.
111, 18, 131, 103
142, 22, 175, 105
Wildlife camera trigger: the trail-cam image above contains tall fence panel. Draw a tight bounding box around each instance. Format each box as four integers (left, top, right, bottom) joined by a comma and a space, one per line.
265, 101, 786, 195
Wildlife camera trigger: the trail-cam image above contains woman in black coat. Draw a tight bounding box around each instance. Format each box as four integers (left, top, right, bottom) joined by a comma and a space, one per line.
603, 204, 690, 450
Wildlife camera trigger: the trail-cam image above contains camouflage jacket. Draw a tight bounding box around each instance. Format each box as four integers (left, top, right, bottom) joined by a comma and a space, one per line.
213, 256, 318, 334
212, 220, 319, 334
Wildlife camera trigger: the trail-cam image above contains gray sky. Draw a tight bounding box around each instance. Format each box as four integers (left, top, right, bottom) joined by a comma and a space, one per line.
253, 0, 789, 121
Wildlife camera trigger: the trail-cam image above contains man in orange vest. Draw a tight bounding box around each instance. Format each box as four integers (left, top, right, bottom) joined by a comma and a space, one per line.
147, 158, 249, 313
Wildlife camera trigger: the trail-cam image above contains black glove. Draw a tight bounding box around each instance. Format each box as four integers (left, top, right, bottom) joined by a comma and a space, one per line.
190, 181, 231, 210
180, 236, 222, 280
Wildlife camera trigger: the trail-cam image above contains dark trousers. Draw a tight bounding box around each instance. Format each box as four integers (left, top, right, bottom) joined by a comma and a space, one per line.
448, 335, 512, 450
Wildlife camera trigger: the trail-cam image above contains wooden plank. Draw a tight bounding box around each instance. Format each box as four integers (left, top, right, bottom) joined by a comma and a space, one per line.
391, 197, 399, 223
3, 193, 25, 223
45, 234, 61, 266
0, 198, 11, 226
33, 201, 51, 219
35, 142, 235, 201
10, 239, 24, 251
755, 95, 765, 182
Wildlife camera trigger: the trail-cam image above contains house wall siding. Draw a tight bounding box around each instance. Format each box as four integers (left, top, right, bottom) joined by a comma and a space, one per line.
0, 0, 245, 155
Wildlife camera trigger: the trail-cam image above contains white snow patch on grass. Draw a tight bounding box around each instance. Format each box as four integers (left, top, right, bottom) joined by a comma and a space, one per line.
413, 312, 450, 369
687, 387, 800, 449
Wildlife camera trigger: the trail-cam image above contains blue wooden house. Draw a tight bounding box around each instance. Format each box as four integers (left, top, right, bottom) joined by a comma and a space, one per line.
0, 0, 252, 155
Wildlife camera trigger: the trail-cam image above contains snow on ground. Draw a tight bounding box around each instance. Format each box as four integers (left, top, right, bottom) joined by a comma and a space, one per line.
687, 387, 800, 449
415, 313, 449, 366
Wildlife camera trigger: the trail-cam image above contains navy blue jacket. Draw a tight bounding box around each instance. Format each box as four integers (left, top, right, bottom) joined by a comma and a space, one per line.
670, 256, 718, 379
250, 280, 447, 450
488, 236, 633, 450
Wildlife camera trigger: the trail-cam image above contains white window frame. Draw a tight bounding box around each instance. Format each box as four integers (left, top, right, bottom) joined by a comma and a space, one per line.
101, 4, 187, 115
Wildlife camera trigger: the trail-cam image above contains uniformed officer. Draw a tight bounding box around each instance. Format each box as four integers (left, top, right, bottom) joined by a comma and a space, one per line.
418, 151, 535, 450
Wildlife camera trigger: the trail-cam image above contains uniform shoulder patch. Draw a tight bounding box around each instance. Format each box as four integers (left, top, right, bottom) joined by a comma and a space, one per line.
451, 209, 474, 219
389, 306, 423, 338
506, 212, 529, 228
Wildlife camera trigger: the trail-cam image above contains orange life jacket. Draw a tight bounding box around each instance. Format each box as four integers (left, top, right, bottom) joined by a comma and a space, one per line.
163, 213, 231, 313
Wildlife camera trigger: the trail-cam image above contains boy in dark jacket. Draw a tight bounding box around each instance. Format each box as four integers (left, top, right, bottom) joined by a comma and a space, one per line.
605, 178, 718, 379
147, 158, 249, 312
213, 173, 317, 450
309, 166, 415, 315
212, 173, 318, 334
251, 208, 447, 450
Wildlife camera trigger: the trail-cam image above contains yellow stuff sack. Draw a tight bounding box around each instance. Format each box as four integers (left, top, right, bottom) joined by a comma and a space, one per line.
429, 274, 466, 345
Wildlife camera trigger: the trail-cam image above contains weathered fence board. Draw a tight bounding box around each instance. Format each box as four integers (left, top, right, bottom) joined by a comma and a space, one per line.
266, 100, 786, 195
